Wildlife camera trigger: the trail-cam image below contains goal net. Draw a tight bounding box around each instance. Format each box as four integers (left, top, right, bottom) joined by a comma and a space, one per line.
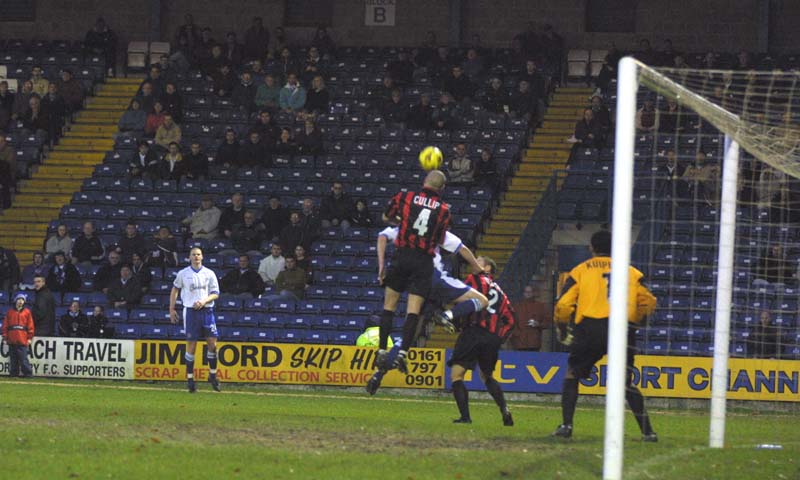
603, 58, 800, 479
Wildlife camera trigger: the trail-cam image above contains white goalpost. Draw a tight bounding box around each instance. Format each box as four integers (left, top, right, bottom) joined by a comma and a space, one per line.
604, 56, 638, 480
603, 56, 784, 479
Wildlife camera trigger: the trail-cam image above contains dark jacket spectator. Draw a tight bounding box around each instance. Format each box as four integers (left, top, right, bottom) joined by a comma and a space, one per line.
483, 78, 509, 114
237, 132, 270, 168
22, 97, 50, 134
45, 254, 81, 293
320, 184, 355, 226
223, 33, 245, 65
301, 48, 326, 85
443, 66, 475, 101
130, 254, 152, 292
146, 227, 178, 268
474, 150, 499, 188
212, 64, 236, 97
310, 27, 335, 58
755, 245, 794, 285
12, 81, 33, 119
0, 246, 20, 292
84, 17, 117, 74
128, 141, 160, 178
261, 196, 290, 241
304, 76, 330, 114
296, 121, 324, 155
280, 212, 308, 253
231, 72, 258, 113
231, 211, 265, 254
747, 311, 780, 358
59, 303, 90, 337
93, 252, 122, 292
300, 199, 322, 243
273, 128, 298, 156
382, 90, 408, 124
184, 143, 209, 179
509, 80, 535, 119
244, 17, 270, 61
387, 51, 415, 85
41, 85, 67, 131
116, 224, 148, 261
519, 61, 546, 100
31, 280, 56, 336
252, 110, 281, 145
218, 194, 247, 238
160, 83, 183, 122
71, 224, 105, 264
350, 200, 374, 227
407, 94, 433, 130
431, 94, 458, 130
215, 130, 240, 167
220, 256, 265, 297
55, 70, 84, 113
107, 266, 142, 308
573, 108, 604, 148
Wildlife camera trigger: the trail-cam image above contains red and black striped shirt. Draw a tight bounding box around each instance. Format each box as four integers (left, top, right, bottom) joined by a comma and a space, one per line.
465, 273, 516, 339
384, 187, 451, 256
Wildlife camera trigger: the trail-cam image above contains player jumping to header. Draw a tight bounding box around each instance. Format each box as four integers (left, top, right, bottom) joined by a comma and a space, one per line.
170, 247, 222, 393
377, 170, 453, 374
366, 225, 486, 395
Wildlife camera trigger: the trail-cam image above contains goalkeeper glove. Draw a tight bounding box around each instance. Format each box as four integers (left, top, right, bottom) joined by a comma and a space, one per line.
557, 322, 574, 346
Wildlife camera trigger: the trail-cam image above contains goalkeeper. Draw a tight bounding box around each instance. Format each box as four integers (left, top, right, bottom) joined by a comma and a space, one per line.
552, 230, 658, 442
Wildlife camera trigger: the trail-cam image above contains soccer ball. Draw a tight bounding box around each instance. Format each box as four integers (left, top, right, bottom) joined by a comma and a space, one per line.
418, 146, 443, 171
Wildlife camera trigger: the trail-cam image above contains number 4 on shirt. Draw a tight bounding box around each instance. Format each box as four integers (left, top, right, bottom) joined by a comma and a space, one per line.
413, 208, 431, 236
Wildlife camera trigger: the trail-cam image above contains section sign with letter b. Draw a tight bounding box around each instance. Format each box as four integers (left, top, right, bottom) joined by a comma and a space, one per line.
365, 0, 396, 26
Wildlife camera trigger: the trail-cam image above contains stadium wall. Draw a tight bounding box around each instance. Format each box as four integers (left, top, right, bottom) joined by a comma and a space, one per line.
0, 1, 797, 53
3, 337, 798, 402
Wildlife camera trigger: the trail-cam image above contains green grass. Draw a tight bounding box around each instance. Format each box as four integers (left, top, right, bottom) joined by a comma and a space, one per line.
0, 379, 797, 479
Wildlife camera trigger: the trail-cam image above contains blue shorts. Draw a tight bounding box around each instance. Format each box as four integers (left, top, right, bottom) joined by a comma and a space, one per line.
429, 270, 471, 305
183, 307, 218, 341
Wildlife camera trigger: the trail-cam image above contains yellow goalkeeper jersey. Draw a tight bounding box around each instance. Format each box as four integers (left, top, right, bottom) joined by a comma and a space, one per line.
555, 256, 657, 325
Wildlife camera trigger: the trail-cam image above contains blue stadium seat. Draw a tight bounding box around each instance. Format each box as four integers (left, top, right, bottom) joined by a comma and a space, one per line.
330, 332, 357, 345
128, 309, 153, 324
304, 331, 328, 344
115, 325, 141, 339
311, 315, 342, 330
141, 325, 169, 339
278, 329, 304, 343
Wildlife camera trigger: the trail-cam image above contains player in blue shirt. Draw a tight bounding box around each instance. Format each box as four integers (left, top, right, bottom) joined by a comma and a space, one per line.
170, 247, 221, 393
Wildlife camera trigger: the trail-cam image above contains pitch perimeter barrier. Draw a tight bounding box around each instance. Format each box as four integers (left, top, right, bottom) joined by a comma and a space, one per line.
133, 340, 446, 389
448, 352, 800, 402
0, 336, 134, 379
2, 338, 797, 401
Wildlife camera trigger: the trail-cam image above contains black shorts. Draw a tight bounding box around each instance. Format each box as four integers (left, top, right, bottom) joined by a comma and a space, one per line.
447, 326, 503, 375
384, 248, 434, 298
568, 318, 638, 380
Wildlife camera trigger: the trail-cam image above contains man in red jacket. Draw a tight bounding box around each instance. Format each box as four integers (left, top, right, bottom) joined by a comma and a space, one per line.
2, 293, 35, 377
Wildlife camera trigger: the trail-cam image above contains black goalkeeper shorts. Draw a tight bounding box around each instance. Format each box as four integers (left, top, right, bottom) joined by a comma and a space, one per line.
568, 318, 638, 380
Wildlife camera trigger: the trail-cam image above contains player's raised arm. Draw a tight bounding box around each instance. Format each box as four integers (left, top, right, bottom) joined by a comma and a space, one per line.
457, 243, 483, 275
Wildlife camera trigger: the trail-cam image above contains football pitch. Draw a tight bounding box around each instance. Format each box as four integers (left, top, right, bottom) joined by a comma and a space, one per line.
1, 379, 797, 479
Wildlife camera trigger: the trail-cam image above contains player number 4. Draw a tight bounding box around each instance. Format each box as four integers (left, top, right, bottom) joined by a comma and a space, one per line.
413, 208, 431, 236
